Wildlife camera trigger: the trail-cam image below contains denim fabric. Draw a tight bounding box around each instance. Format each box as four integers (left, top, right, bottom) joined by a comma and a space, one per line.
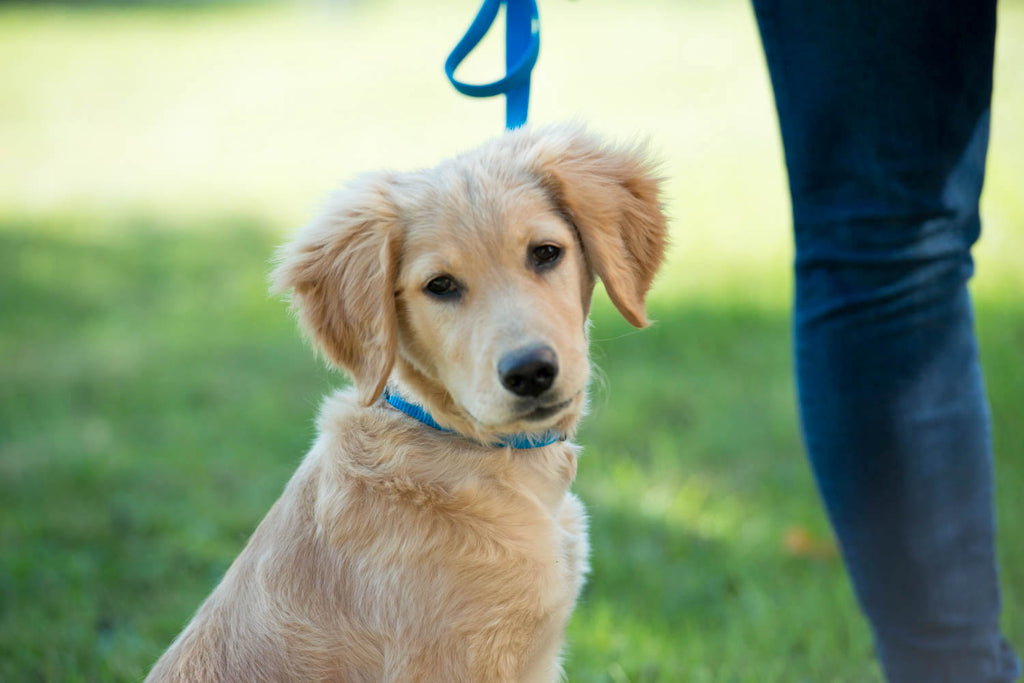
750, 0, 1021, 680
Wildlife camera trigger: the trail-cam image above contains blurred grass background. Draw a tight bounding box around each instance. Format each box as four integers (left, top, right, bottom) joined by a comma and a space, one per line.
1, 1, 1021, 681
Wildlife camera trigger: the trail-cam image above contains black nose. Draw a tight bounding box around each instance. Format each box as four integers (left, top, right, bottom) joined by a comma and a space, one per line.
498, 345, 559, 397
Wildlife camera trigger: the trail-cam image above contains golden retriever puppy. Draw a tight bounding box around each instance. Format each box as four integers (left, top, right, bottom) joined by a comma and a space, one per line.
146, 124, 667, 683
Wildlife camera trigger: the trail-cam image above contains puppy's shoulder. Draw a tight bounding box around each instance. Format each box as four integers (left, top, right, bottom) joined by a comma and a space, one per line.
312, 387, 386, 448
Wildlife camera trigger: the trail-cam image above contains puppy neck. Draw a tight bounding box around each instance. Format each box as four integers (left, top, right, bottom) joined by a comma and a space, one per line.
381, 386, 564, 450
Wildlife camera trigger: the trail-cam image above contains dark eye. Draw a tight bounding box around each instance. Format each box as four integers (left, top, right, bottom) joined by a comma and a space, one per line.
424, 275, 459, 298
531, 244, 562, 268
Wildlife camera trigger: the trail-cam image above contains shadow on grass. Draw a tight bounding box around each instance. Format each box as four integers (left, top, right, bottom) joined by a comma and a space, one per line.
1, 217, 1020, 682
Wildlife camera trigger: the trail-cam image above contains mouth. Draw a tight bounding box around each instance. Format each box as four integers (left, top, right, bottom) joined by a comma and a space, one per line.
520, 396, 574, 422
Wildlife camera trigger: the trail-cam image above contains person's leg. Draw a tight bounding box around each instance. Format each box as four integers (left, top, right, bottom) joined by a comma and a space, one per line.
749, 0, 1021, 680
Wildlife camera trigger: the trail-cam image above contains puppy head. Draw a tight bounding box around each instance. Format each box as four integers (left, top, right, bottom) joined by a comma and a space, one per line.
271, 125, 667, 442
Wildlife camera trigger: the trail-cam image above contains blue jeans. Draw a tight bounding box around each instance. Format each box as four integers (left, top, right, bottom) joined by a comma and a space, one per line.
751, 0, 1021, 680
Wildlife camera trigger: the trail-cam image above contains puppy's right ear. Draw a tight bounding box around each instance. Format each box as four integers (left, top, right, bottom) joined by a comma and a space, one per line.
270, 173, 402, 406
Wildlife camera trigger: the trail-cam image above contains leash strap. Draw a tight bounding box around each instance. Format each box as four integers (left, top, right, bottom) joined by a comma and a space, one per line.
444, 0, 540, 129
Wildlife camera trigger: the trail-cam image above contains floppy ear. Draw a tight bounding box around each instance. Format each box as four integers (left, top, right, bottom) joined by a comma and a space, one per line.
530, 127, 668, 328
270, 173, 402, 406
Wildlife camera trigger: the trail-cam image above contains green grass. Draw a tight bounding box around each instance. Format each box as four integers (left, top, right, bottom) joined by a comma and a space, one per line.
1, 2, 1022, 681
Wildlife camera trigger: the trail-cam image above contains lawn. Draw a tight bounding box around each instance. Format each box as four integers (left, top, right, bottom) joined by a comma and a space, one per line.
1, 1, 1021, 681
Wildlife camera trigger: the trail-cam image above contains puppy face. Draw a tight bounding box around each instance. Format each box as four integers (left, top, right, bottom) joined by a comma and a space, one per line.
271, 125, 667, 442
394, 174, 592, 438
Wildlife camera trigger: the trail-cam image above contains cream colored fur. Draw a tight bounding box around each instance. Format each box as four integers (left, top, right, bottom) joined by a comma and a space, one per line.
146, 124, 667, 683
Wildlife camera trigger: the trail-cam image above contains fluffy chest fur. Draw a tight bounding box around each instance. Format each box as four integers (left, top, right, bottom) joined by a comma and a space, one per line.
148, 391, 589, 683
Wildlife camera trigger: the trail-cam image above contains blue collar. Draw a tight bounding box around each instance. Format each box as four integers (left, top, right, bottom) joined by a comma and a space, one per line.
383, 388, 562, 450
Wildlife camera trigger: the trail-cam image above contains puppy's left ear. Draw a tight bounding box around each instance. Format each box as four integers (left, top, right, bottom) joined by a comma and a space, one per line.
270, 173, 402, 406
530, 126, 668, 328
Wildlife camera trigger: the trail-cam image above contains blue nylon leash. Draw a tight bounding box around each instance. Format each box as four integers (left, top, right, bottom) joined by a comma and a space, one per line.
444, 0, 540, 129
383, 388, 561, 449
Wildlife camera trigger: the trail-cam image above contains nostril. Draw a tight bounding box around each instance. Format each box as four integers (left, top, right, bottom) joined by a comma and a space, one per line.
502, 360, 557, 397
498, 345, 559, 398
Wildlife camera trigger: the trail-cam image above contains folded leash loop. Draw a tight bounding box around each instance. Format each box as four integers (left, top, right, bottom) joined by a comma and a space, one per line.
444, 0, 540, 129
